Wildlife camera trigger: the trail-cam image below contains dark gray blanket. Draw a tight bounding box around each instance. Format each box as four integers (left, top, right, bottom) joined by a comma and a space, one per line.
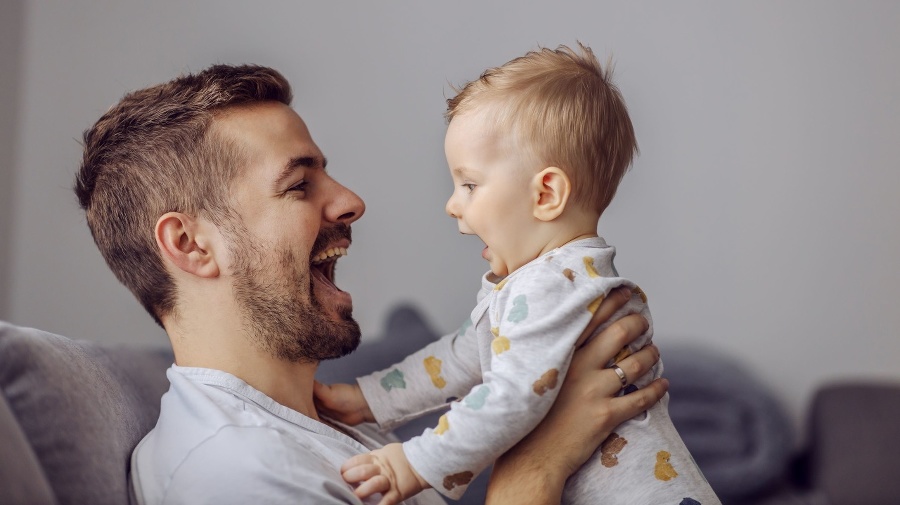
663, 344, 794, 501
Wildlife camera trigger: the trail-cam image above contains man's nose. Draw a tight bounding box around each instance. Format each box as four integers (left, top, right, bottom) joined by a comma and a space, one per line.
327, 180, 366, 224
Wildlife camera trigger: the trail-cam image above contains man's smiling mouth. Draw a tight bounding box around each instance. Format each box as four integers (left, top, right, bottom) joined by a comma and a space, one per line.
310, 247, 347, 288
312, 247, 347, 265
308, 223, 352, 290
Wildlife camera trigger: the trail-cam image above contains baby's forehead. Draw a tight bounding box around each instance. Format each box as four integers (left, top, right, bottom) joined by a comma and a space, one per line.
446, 102, 549, 171
452, 107, 527, 148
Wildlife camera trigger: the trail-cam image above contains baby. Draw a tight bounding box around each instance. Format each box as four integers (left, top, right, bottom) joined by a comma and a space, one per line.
316, 43, 719, 505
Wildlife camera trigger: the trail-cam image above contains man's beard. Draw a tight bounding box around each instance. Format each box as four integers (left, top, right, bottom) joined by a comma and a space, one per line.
228, 224, 361, 363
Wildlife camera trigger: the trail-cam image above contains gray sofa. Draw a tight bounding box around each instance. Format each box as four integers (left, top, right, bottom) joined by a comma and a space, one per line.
2, 309, 899, 505
0, 321, 172, 505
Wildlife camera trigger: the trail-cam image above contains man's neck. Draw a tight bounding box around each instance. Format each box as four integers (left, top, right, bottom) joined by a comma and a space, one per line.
164, 319, 321, 419
231, 354, 320, 419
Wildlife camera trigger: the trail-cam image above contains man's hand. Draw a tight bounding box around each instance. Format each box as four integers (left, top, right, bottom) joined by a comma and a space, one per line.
313, 381, 375, 426
341, 443, 431, 505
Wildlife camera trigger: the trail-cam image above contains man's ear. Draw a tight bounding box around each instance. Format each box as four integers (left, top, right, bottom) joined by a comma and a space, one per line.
531, 167, 571, 222
155, 212, 220, 278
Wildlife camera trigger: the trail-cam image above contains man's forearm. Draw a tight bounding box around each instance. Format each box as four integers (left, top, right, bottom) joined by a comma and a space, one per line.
485, 444, 569, 505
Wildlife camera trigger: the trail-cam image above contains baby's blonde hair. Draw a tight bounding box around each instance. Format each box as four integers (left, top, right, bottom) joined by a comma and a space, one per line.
446, 43, 638, 215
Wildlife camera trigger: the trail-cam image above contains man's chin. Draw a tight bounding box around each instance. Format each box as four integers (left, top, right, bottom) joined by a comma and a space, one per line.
319, 310, 361, 360
318, 334, 361, 361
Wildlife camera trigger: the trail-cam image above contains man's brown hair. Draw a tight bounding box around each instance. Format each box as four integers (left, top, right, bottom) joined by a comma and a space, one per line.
446, 43, 638, 215
74, 64, 292, 326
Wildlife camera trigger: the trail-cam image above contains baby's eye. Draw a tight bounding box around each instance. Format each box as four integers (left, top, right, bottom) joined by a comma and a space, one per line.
462, 183, 476, 193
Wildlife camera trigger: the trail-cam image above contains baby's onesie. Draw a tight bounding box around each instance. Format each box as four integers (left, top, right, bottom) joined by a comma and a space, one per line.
358, 237, 719, 504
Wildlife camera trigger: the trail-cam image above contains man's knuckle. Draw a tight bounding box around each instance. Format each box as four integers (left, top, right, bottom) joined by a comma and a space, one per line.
608, 321, 628, 345
632, 394, 650, 410
624, 359, 642, 378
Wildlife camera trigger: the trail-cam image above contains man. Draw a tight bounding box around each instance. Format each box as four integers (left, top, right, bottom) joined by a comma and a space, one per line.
75, 64, 665, 504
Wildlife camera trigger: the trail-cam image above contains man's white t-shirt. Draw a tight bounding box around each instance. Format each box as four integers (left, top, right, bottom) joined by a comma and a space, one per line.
130, 365, 445, 505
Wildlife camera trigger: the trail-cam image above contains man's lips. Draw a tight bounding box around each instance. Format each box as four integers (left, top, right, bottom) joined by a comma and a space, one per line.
310, 224, 352, 263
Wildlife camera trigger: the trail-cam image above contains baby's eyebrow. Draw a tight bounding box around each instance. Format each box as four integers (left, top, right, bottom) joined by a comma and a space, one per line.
452, 166, 473, 178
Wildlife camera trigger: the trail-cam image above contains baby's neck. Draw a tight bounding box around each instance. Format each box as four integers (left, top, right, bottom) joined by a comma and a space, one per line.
503, 228, 601, 282
500, 211, 601, 280
537, 225, 600, 258
494, 231, 599, 283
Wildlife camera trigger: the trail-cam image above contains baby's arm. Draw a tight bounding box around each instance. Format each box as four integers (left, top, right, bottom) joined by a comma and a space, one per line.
356, 319, 483, 430
315, 314, 481, 429
341, 443, 430, 505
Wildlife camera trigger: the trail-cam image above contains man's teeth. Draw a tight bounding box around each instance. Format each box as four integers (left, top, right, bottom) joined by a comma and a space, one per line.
312, 247, 348, 264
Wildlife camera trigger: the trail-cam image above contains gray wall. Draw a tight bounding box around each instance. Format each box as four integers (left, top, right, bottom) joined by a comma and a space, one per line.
0, 0, 25, 320
5, 1, 900, 435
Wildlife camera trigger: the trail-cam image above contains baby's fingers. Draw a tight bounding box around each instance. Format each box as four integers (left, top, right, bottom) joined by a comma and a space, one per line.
343, 462, 390, 501
354, 475, 391, 500
313, 380, 343, 405
341, 454, 375, 479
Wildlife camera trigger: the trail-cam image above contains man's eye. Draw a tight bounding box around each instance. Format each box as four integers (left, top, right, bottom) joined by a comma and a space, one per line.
288, 180, 309, 193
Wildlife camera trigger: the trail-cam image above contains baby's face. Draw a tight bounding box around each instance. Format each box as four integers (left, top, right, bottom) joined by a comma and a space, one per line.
444, 111, 543, 277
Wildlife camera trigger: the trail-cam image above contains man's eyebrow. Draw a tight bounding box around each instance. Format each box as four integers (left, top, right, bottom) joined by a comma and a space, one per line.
273, 155, 328, 188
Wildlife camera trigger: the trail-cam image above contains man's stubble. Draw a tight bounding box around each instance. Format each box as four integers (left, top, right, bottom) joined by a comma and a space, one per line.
227, 221, 361, 363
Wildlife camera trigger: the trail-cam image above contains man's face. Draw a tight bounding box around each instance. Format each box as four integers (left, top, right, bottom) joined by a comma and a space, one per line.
213, 102, 366, 362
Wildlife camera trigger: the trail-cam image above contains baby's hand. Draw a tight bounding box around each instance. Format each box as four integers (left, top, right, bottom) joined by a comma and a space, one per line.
341, 443, 430, 505
313, 381, 374, 426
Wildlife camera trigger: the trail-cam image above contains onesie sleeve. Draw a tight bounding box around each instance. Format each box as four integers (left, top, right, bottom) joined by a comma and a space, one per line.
357, 319, 483, 431
402, 261, 625, 499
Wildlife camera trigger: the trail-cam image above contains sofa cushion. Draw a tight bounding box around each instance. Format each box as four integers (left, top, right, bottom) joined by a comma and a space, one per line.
0, 321, 173, 505
0, 390, 57, 505
807, 382, 900, 505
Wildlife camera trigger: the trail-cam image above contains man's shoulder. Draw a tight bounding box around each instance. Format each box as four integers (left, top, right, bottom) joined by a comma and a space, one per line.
131, 384, 368, 504
134, 419, 446, 505
137, 426, 359, 504
175, 424, 338, 474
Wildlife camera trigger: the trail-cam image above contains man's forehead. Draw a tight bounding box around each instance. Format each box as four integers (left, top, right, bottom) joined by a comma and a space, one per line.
212, 102, 325, 177
213, 102, 307, 141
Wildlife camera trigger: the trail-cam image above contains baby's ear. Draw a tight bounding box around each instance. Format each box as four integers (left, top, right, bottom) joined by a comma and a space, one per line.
155, 212, 221, 278
531, 167, 571, 221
